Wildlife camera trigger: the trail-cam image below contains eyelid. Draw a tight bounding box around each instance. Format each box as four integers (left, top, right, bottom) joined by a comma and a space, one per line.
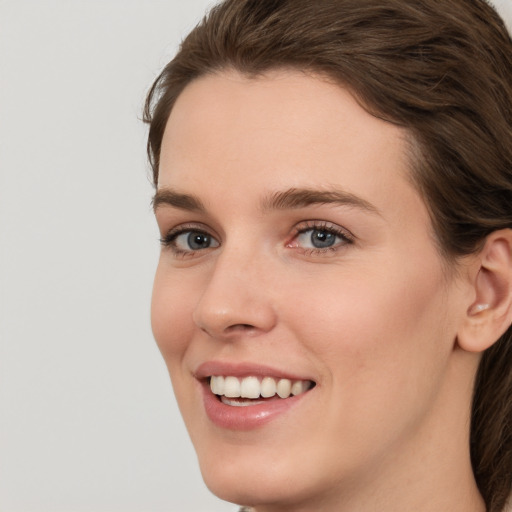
287, 220, 355, 254
160, 222, 220, 256
293, 220, 355, 241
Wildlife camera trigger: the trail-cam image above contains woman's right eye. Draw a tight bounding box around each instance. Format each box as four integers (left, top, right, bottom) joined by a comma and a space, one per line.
161, 229, 220, 256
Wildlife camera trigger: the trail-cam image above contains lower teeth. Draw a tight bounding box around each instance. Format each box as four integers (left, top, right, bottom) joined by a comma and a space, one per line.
221, 397, 265, 407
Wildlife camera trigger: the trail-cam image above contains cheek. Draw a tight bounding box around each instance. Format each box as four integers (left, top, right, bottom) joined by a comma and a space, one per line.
288, 256, 453, 407
274, 260, 454, 472
151, 263, 197, 365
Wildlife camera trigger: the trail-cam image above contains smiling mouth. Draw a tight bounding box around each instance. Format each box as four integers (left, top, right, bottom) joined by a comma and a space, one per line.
209, 375, 315, 406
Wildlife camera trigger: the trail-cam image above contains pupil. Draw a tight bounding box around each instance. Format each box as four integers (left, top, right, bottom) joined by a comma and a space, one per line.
188, 232, 210, 250
311, 230, 335, 248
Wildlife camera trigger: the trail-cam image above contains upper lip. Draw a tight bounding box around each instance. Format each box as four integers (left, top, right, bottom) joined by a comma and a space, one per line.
194, 360, 315, 383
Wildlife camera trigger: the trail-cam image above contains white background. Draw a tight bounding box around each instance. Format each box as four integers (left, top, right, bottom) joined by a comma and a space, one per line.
0, 1, 510, 511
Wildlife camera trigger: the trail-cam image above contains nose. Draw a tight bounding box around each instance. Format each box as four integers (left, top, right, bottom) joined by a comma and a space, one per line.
192, 249, 278, 340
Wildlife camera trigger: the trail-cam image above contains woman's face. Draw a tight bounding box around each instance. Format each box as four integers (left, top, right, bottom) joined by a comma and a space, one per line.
152, 70, 469, 508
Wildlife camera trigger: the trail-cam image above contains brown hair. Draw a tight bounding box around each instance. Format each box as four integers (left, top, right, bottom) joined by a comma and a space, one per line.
144, 1, 512, 510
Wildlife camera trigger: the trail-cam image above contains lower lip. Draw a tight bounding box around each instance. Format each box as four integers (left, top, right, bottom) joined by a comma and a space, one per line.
201, 381, 310, 430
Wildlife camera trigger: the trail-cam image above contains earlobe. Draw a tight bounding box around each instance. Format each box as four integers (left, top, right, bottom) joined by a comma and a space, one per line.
457, 229, 512, 353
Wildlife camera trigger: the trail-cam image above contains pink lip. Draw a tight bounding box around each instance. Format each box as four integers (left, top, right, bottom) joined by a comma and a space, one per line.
195, 361, 315, 431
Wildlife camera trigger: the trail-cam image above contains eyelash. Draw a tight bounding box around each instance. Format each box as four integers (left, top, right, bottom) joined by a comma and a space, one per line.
290, 221, 355, 256
159, 223, 216, 258
159, 221, 355, 257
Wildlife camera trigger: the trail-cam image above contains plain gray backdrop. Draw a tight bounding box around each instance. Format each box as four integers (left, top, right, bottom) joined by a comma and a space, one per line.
1, 1, 511, 511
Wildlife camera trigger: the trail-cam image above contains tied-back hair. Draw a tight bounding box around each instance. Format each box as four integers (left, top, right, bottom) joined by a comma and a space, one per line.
144, 1, 512, 510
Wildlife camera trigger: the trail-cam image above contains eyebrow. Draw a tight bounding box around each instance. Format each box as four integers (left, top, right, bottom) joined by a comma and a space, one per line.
262, 187, 381, 215
152, 189, 206, 213
153, 186, 380, 216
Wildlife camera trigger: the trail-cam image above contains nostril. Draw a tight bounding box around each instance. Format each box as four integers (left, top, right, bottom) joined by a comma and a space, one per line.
197, 322, 257, 339
226, 323, 256, 332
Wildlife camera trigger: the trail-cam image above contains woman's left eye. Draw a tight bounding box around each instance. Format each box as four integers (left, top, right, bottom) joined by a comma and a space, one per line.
289, 223, 354, 253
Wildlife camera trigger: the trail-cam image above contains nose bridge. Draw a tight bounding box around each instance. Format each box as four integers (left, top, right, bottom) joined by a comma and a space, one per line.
192, 242, 277, 338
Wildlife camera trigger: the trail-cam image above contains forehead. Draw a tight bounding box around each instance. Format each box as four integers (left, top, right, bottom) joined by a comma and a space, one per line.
159, 69, 423, 222
161, 69, 408, 161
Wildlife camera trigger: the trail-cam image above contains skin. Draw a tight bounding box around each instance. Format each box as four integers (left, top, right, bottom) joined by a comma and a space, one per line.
151, 69, 486, 512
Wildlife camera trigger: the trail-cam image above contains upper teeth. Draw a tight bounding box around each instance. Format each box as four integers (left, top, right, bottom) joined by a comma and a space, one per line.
210, 375, 311, 399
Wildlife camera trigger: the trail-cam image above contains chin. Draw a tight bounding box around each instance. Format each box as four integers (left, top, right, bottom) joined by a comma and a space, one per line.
200, 460, 307, 509
194, 438, 338, 510
202, 470, 283, 508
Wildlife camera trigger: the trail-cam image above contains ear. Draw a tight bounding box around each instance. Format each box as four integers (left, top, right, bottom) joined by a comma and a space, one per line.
457, 229, 512, 353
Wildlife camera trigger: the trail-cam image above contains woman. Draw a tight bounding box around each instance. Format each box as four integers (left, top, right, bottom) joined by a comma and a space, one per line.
144, 1, 512, 511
